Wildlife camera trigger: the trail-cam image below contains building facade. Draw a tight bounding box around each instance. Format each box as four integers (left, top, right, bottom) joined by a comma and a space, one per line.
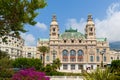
37, 15, 111, 72
0, 35, 37, 59
110, 50, 120, 61
0, 35, 24, 59
23, 46, 37, 58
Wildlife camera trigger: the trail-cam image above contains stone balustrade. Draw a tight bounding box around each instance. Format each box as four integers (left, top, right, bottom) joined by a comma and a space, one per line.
49, 76, 84, 80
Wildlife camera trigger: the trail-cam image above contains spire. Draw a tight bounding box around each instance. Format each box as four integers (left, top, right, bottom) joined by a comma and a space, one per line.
87, 14, 93, 22
51, 14, 58, 25
52, 14, 57, 21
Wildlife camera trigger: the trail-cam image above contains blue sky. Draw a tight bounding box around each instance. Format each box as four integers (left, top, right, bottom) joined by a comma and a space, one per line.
21, 0, 120, 46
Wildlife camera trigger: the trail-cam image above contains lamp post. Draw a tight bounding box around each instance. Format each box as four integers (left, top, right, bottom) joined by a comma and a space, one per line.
100, 50, 105, 68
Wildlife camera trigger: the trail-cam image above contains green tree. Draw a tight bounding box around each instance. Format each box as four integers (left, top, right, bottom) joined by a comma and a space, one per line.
83, 68, 116, 80
52, 58, 61, 71
0, 0, 47, 38
0, 51, 13, 79
111, 60, 120, 73
12, 58, 43, 70
0, 50, 9, 59
38, 46, 49, 66
45, 64, 53, 72
0, 57, 14, 79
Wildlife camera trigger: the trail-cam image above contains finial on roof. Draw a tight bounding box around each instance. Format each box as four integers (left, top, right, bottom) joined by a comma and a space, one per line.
52, 14, 57, 21
87, 14, 93, 22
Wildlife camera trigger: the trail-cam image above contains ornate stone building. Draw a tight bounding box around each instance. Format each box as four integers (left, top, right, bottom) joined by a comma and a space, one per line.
37, 15, 110, 72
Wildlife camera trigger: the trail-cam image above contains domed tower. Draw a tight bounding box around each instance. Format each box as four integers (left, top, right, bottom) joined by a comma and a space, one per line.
85, 14, 96, 39
50, 15, 59, 40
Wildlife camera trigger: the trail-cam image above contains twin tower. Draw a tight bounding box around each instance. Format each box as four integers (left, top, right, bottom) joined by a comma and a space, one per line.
50, 14, 96, 40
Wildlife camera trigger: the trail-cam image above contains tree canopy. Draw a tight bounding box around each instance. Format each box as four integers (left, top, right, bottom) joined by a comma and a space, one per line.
0, 0, 47, 38
111, 60, 120, 72
12, 58, 43, 70
38, 46, 49, 54
52, 58, 61, 71
0, 50, 9, 59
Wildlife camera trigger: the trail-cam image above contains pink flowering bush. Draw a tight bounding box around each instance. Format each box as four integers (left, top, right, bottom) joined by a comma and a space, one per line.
12, 68, 50, 80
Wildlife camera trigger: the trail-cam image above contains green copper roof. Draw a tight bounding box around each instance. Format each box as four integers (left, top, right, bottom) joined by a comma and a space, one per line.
59, 28, 85, 39
97, 38, 107, 42
65, 27, 77, 32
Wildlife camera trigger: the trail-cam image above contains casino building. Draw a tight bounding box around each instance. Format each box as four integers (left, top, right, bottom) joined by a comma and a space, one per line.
38, 15, 111, 72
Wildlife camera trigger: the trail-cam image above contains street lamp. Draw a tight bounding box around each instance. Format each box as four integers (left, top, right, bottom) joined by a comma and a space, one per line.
100, 50, 105, 68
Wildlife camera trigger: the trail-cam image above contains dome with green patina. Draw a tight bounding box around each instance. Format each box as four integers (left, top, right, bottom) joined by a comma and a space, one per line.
59, 28, 85, 39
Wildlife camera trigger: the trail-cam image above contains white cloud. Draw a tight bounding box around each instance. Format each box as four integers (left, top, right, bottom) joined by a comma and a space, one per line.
95, 3, 120, 42
66, 3, 120, 42
35, 22, 47, 30
66, 18, 86, 34
21, 33, 36, 46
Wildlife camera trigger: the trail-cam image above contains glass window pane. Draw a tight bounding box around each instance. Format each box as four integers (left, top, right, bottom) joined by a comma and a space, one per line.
97, 56, 99, 62
62, 50, 68, 62
46, 56, 49, 61
63, 64, 68, 70
70, 50, 76, 62
90, 56, 94, 62
53, 53, 56, 60
71, 64, 75, 70
96, 49, 99, 53
104, 56, 106, 62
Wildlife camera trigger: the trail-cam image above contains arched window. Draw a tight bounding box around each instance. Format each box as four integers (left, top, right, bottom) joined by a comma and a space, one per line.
70, 50, 76, 62
97, 56, 99, 62
53, 53, 56, 60
46, 55, 49, 61
104, 56, 106, 62
90, 56, 94, 62
78, 50, 84, 62
62, 50, 68, 62
52, 50, 57, 60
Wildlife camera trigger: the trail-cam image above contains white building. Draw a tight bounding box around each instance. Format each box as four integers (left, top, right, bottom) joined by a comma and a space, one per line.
0, 35, 24, 59
23, 46, 36, 58
110, 50, 120, 62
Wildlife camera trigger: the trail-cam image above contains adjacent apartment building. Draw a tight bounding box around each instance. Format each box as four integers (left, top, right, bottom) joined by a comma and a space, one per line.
0, 35, 36, 59
0, 35, 24, 59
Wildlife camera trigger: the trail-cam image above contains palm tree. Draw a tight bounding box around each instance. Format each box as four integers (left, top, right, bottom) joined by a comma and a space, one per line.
83, 68, 116, 80
38, 46, 49, 66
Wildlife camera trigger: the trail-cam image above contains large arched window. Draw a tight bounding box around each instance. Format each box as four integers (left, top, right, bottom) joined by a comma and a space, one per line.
90, 56, 94, 62
70, 50, 76, 62
97, 56, 99, 62
53, 53, 56, 60
52, 50, 57, 60
78, 50, 84, 62
62, 50, 68, 62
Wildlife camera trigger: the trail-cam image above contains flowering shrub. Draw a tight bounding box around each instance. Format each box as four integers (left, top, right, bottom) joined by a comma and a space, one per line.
12, 68, 50, 80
